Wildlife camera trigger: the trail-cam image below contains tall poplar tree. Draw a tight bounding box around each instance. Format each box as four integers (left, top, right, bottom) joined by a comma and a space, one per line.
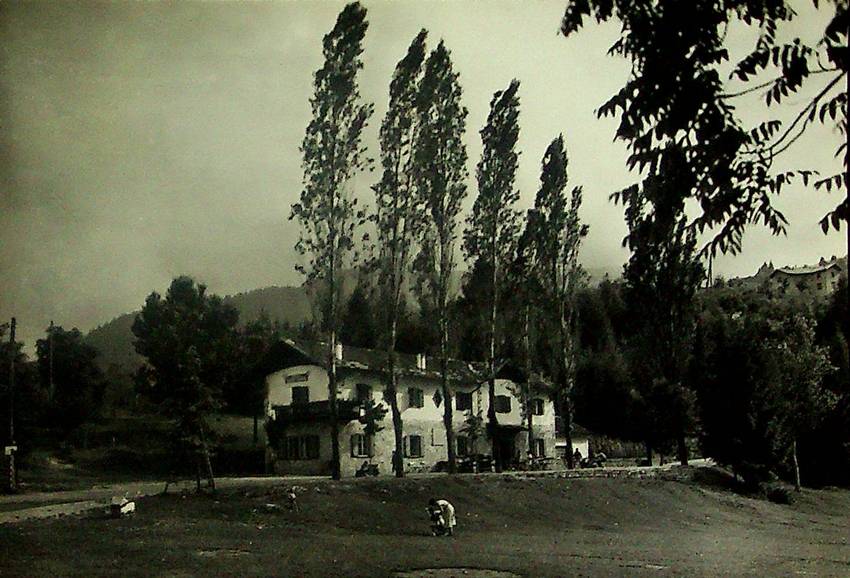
291, 2, 373, 480
413, 41, 469, 474
511, 209, 543, 459
534, 135, 588, 469
464, 80, 522, 469
372, 30, 429, 478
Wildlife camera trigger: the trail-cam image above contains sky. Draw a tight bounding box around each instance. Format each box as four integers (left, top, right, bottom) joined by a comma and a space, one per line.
0, 0, 845, 351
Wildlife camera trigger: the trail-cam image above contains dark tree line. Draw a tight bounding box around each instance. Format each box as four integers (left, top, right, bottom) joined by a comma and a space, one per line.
1, 323, 107, 454
558, 0, 848, 488
566, 278, 849, 488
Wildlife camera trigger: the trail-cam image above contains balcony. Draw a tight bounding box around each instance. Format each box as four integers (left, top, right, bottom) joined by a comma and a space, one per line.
271, 400, 359, 425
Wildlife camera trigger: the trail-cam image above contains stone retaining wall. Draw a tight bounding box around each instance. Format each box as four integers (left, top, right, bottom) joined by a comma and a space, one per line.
478, 465, 694, 482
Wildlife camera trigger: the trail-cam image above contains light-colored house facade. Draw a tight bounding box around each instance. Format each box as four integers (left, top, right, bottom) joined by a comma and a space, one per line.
263, 339, 557, 477
769, 260, 843, 298
728, 256, 846, 298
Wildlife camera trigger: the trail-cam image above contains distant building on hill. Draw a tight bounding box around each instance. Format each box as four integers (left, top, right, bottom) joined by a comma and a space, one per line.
769, 258, 843, 298
728, 255, 845, 298
261, 339, 557, 477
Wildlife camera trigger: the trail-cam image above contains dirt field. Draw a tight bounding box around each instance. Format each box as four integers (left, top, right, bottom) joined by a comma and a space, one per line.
1, 471, 848, 577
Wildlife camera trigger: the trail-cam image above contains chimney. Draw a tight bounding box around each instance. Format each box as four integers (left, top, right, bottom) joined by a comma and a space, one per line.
416, 353, 426, 371
335, 343, 343, 361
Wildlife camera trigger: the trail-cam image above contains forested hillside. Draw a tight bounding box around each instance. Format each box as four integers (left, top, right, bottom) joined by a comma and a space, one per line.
84, 285, 313, 374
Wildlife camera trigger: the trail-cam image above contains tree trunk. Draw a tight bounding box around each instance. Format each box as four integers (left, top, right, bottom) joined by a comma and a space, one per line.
440, 313, 457, 474
792, 437, 802, 492
199, 421, 215, 492
524, 302, 534, 460
388, 317, 404, 478
488, 250, 500, 472
391, 392, 404, 477
560, 304, 575, 470
645, 441, 653, 466
253, 413, 259, 446
329, 330, 341, 481
562, 392, 574, 469
677, 432, 689, 466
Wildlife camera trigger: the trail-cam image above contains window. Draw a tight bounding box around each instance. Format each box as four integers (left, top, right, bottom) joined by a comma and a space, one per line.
285, 372, 309, 383
456, 391, 472, 411
534, 438, 545, 458
284, 435, 320, 460
292, 386, 310, 405
494, 395, 511, 413
408, 388, 424, 408
356, 383, 372, 403
405, 435, 423, 458
350, 433, 370, 457
430, 427, 444, 447
532, 398, 545, 416
456, 436, 469, 457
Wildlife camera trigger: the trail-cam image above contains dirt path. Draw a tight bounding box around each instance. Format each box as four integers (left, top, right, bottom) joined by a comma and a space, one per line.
0, 476, 322, 524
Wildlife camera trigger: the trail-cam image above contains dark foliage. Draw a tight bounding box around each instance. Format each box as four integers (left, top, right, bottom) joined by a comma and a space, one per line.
36, 326, 106, 436
694, 287, 837, 487
132, 276, 241, 488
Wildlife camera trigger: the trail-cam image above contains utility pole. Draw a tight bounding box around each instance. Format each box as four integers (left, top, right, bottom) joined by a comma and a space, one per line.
5, 317, 18, 493
48, 320, 55, 404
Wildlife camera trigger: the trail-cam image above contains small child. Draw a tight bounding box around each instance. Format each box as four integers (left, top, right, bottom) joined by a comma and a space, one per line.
427, 497, 456, 537
427, 501, 446, 536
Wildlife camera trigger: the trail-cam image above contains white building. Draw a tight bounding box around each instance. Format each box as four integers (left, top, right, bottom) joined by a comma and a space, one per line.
263, 339, 557, 477
769, 260, 843, 298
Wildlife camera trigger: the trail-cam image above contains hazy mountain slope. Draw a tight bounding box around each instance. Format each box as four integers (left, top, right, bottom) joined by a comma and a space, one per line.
84, 312, 143, 373
85, 285, 315, 374
84, 265, 619, 376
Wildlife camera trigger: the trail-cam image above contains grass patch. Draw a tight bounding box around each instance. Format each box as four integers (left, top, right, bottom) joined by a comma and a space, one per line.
2, 474, 849, 577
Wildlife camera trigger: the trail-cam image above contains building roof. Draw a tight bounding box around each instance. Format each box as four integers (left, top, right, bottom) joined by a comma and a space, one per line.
261, 338, 477, 385
261, 338, 554, 390
770, 262, 842, 277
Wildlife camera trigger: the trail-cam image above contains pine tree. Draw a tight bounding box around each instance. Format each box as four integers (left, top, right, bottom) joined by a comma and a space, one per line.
132, 276, 240, 491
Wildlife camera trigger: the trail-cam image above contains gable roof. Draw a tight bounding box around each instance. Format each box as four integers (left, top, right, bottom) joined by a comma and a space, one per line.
261, 338, 552, 390
262, 338, 482, 384
771, 262, 842, 277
